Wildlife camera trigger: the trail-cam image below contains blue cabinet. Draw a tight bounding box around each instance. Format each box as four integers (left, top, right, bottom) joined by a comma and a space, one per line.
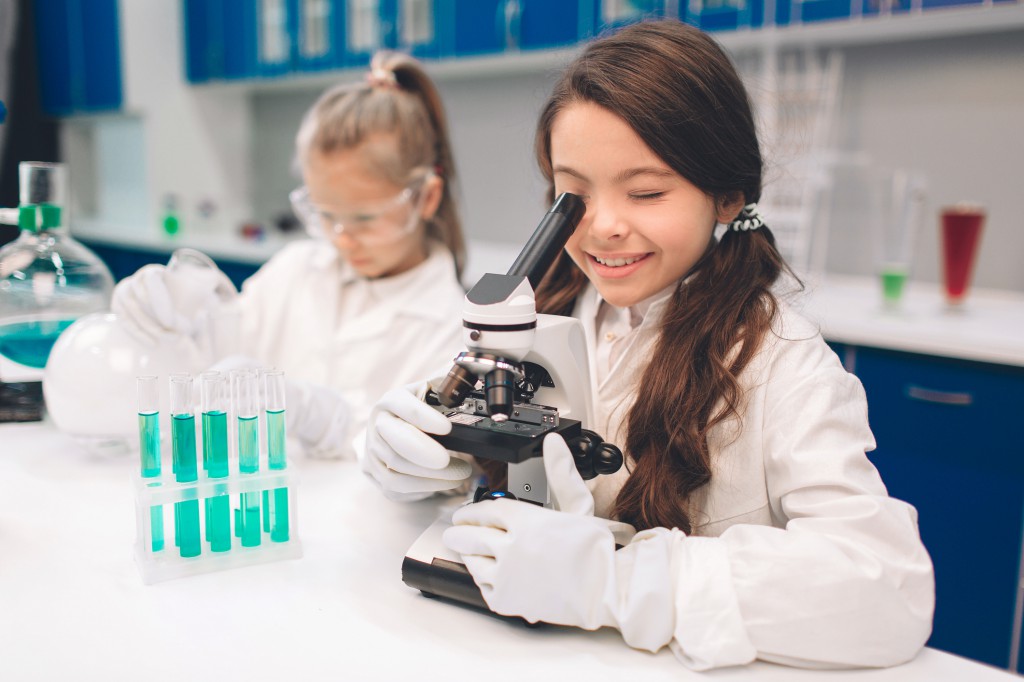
34, 0, 123, 115
683, 0, 767, 32
836, 344, 1024, 670
185, 0, 352, 83
81, 240, 262, 290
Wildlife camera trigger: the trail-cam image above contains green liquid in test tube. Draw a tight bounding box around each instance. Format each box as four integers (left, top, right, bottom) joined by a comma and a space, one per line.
201, 372, 231, 552
137, 376, 164, 552
171, 375, 201, 558
265, 370, 289, 543
235, 371, 261, 548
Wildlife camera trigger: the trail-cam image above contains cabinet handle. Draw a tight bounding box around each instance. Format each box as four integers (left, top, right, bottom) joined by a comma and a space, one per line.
905, 385, 974, 407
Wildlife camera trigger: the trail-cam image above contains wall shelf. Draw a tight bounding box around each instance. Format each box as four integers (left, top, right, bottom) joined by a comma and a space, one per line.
187, 3, 1024, 94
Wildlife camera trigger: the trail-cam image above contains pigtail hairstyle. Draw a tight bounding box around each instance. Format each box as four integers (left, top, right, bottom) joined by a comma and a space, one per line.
530, 20, 791, 533
294, 51, 466, 280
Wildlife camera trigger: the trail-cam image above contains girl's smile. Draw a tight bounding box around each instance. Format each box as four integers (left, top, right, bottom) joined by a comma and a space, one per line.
549, 101, 740, 308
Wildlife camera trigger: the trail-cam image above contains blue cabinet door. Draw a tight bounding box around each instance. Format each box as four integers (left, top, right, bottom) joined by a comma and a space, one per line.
35, 0, 123, 115
681, 0, 767, 32
293, 0, 345, 71
518, 0, 596, 50
597, 0, 670, 32
81, 240, 262, 290
445, 0, 507, 57
854, 346, 1024, 669
184, 0, 259, 82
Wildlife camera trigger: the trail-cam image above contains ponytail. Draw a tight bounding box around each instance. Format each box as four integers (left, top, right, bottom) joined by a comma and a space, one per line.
295, 51, 465, 280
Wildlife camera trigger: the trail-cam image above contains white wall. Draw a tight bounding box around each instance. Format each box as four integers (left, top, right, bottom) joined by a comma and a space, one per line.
70, 5, 1024, 293
830, 30, 1024, 292
247, 29, 1024, 292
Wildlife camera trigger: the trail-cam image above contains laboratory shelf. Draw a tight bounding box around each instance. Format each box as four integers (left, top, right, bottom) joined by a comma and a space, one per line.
184, 3, 1024, 94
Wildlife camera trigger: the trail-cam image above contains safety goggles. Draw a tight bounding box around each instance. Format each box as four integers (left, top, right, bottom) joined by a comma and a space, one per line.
289, 178, 427, 245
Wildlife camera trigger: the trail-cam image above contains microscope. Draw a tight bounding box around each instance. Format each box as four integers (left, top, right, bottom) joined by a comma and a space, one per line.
401, 193, 624, 612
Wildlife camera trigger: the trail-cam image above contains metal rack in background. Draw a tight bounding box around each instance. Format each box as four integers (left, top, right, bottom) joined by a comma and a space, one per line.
735, 46, 844, 280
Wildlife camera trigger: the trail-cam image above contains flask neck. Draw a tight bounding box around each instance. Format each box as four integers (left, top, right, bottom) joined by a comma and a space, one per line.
18, 203, 67, 235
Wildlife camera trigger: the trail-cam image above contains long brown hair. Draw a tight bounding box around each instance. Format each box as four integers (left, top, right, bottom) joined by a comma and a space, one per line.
530, 21, 791, 533
294, 51, 465, 279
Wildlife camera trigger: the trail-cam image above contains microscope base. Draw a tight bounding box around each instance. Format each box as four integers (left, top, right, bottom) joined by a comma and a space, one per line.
402, 509, 490, 609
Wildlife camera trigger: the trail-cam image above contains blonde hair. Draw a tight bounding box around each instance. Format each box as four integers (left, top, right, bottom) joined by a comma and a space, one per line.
294, 51, 465, 278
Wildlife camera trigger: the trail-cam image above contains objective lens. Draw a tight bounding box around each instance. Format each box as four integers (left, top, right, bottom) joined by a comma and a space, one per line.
436, 364, 477, 408
485, 368, 515, 421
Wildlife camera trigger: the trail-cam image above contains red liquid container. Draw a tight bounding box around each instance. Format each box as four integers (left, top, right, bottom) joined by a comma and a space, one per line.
940, 205, 985, 306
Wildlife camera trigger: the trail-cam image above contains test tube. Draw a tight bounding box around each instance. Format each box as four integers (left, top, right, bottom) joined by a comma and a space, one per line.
265, 370, 289, 543
170, 374, 201, 558
235, 370, 261, 547
201, 373, 231, 552
137, 376, 164, 552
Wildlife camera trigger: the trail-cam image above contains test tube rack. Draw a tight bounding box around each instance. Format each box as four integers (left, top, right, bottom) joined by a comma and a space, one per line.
133, 373, 301, 585
133, 466, 301, 584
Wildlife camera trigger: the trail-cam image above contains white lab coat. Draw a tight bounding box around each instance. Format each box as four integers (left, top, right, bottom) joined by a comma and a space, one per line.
234, 239, 466, 456
574, 284, 935, 670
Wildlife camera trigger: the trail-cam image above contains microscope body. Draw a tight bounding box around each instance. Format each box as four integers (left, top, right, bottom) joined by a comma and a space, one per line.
402, 192, 621, 613
426, 266, 624, 504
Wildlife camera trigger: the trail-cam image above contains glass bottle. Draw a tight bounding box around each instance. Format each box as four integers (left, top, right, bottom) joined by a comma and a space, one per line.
0, 162, 114, 374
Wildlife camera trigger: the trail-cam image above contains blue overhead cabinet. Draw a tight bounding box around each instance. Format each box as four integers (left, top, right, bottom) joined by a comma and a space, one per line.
597, 0, 670, 31
292, 0, 346, 72
395, 0, 447, 60
517, 0, 597, 50
185, 0, 346, 82
795, 0, 850, 23
681, 0, 767, 32
183, 0, 258, 82
35, 0, 123, 115
440, 0, 508, 57
345, 0, 390, 66
859, 0, 913, 17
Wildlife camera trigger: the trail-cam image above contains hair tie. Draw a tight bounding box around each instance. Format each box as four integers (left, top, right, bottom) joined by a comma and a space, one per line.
728, 203, 764, 232
366, 68, 398, 90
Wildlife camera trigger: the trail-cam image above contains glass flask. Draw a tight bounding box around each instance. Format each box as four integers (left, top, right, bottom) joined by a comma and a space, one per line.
0, 162, 114, 374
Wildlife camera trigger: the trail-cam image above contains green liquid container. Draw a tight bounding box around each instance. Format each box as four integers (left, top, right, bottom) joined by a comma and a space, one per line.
172, 413, 201, 558
138, 411, 164, 552
202, 410, 231, 552
880, 267, 908, 306
0, 164, 113, 372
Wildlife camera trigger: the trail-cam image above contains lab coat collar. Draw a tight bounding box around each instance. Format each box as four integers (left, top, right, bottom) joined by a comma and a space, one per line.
577, 281, 677, 392
311, 239, 460, 321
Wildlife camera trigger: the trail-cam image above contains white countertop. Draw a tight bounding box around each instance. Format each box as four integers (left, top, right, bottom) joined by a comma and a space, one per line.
798, 274, 1024, 368
0, 421, 1018, 681
45, 220, 1024, 369
71, 219, 300, 265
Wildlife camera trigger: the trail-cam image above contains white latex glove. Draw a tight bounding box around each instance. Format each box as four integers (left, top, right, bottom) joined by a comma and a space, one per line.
361, 382, 474, 502
111, 249, 237, 345
443, 433, 675, 652
209, 355, 352, 459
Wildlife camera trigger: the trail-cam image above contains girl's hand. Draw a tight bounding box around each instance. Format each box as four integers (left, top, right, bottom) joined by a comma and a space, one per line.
361, 382, 473, 501
443, 434, 648, 633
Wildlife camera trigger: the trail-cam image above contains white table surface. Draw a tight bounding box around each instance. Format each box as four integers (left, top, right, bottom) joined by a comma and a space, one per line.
0, 421, 1019, 681
799, 274, 1024, 367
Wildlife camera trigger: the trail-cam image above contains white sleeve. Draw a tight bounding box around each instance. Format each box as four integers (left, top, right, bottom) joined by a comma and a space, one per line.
615, 336, 935, 670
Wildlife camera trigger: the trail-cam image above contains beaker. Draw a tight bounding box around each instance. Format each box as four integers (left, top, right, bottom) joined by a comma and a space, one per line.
940, 203, 986, 309
869, 169, 927, 310
0, 162, 114, 376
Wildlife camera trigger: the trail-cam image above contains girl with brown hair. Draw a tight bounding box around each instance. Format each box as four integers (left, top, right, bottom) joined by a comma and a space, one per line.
364, 21, 934, 670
